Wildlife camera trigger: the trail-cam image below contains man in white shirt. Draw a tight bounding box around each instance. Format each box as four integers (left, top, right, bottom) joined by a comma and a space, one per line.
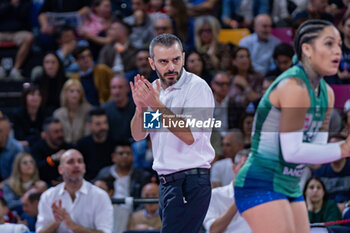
36, 149, 113, 233
204, 150, 251, 233
211, 130, 244, 188
130, 34, 215, 233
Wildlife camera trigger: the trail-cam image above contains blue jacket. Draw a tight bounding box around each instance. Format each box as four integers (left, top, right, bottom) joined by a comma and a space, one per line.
0, 136, 23, 180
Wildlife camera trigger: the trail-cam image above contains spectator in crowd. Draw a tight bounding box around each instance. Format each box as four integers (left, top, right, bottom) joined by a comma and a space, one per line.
293, 0, 333, 25
240, 113, 254, 148
266, 43, 294, 77
125, 49, 157, 83
102, 76, 135, 143
221, 0, 269, 29
239, 14, 280, 75
0, 197, 29, 233
270, 0, 290, 26
211, 131, 244, 188
246, 75, 276, 114
194, 15, 232, 72
123, 0, 154, 49
338, 14, 350, 83
204, 150, 251, 233
2, 152, 41, 210
94, 142, 152, 203
76, 108, 115, 181
21, 189, 41, 232
164, 0, 188, 43
94, 176, 130, 233
0, 115, 23, 181
185, 50, 212, 84
36, 149, 113, 233
148, 0, 165, 14
229, 47, 263, 107
38, 0, 91, 35
33, 52, 67, 114
53, 79, 92, 144
71, 46, 114, 106
30, 117, 73, 186
98, 20, 138, 73
303, 176, 342, 224
0, 0, 33, 81
211, 72, 244, 133
53, 25, 79, 73
153, 13, 174, 36
80, 0, 113, 38
312, 134, 350, 210
12, 83, 48, 148
127, 182, 161, 230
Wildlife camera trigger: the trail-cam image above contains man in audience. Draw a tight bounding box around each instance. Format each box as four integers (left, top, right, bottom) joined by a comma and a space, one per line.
211, 72, 244, 133
98, 20, 138, 73
293, 0, 333, 25
123, 0, 154, 49
153, 13, 174, 36
31, 117, 73, 186
102, 76, 135, 143
36, 149, 113, 233
211, 130, 244, 188
312, 134, 350, 212
0, 0, 33, 80
239, 14, 280, 75
71, 45, 114, 106
0, 115, 23, 181
204, 150, 251, 233
94, 142, 152, 203
76, 108, 115, 181
125, 49, 157, 83
127, 182, 161, 230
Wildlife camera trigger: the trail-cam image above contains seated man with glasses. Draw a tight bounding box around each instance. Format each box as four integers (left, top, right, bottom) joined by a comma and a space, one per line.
71, 45, 114, 106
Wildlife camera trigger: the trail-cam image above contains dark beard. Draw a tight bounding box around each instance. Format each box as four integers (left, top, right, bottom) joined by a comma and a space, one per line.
156, 67, 183, 87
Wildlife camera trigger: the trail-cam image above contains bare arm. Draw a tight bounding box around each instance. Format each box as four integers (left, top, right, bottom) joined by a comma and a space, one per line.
209, 202, 237, 233
187, 0, 218, 17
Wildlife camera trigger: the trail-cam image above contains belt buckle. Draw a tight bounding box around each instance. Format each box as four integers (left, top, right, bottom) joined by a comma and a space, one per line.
159, 176, 167, 184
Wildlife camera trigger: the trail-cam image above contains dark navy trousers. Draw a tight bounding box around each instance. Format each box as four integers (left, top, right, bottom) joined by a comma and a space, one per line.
158, 173, 211, 233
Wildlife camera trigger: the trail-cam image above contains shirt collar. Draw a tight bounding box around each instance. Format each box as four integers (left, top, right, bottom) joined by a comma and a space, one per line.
58, 179, 88, 196
80, 67, 93, 77
144, 209, 159, 218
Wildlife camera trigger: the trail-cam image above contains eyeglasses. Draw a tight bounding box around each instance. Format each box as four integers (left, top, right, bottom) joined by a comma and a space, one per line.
199, 28, 212, 34
21, 160, 34, 165
214, 81, 231, 87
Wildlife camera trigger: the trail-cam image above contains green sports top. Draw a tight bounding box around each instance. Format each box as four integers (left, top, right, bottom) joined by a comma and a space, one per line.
234, 65, 329, 197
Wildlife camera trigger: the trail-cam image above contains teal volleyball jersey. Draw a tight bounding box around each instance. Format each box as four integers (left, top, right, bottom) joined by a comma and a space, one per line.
234, 65, 329, 197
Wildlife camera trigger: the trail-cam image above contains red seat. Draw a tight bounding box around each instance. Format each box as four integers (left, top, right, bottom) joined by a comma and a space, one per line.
0, 41, 17, 48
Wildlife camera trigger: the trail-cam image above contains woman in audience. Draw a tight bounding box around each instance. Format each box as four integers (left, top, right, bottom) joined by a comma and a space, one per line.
53, 79, 91, 144
185, 50, 212, 84
194, 15, 232, 72
303, 176, 342, 223
338, 14, 350, 83
164, 0, 188, 44
33, 52, 67, 115
240, 113, 254, 148
229, 47, 263, 107
12, 84, 48, 148
234, 19, 350, 233
2, 152, 42, 210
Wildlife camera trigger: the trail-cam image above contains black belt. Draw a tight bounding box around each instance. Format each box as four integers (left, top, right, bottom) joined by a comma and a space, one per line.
159, 168, 209, 185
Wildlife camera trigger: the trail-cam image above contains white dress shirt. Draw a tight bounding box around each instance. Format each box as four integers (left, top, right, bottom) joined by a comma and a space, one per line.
36, 180, 113, 233
211, 158, 235, 186
149, 69, 215, 175
204, 183, 252, 233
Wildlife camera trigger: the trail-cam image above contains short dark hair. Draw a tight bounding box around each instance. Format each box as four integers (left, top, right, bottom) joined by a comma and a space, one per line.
95, 176, 115, 191
294, 19, 334, 60
115, 141, 132, 150
28, 192, 41, 203
53, 25, 75, 41
112, 20, 132, 35
73, 45, 90, 59
273, 43, 294, 60
88, 108, 106, 122
149, 34, 183, 58
43, 117, 61, 132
